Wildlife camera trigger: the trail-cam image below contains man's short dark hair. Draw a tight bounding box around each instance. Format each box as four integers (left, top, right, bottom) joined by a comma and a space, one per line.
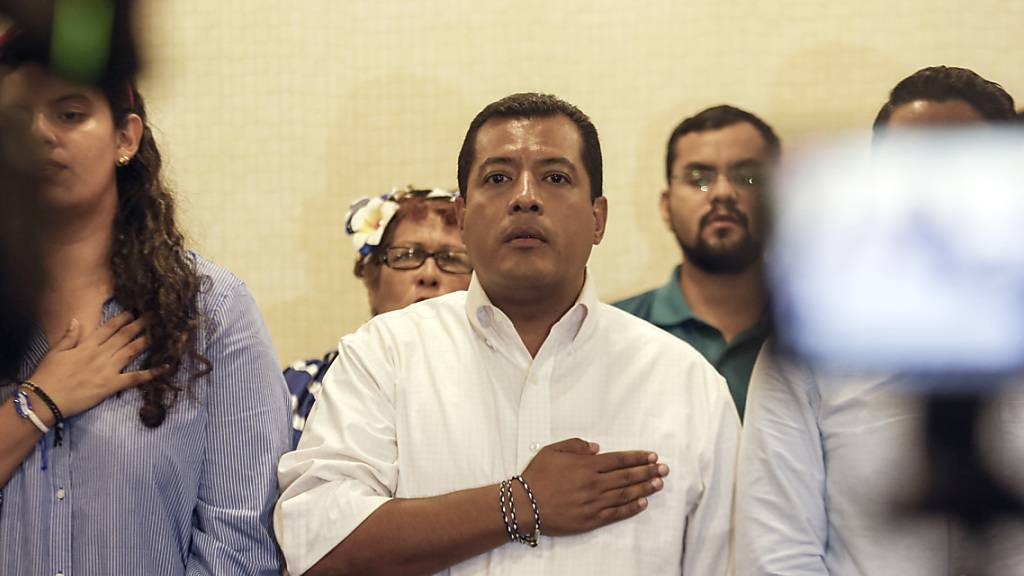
665, 105, 781, 183
457, 92, 602, 201
873, 66, 1016, 132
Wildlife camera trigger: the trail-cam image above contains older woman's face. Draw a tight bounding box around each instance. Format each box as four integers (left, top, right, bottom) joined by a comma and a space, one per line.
368, 211, 471, 315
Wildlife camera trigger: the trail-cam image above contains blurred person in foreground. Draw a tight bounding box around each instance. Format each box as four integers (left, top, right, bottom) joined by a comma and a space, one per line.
736, 65, 1023, 576
0, 108, 43, 400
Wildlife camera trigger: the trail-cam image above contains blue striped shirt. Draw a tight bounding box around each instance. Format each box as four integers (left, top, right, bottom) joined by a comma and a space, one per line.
0, 255, 291, 575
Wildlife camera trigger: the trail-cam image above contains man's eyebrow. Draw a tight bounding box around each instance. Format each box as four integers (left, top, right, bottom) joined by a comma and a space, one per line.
477, 157, 516, 172
535, 156, 578, 171
681, 162, 717, 172
729, 158, 764, 169
681, 159, 764, 172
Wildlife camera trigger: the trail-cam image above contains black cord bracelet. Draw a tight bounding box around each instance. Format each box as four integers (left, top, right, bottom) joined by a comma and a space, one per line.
498, 476, 541, 547
21, 380, 65, 447
498, 479, 517, 543
512, 475, 541, 546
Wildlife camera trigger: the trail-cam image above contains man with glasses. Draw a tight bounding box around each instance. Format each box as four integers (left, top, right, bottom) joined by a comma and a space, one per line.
615, 105, 779, 418
282, 186, 471, 447
276, 93, 738, 575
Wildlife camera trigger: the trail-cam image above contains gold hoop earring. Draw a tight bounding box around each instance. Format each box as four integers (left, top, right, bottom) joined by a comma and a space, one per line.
116, 155, 131, 167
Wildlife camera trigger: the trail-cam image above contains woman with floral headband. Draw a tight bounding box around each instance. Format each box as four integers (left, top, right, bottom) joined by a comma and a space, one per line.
0, 32, 290, 575
284, 186, 472, 447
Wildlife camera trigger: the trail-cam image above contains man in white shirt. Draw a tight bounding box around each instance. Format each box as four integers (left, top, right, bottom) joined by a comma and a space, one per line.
276, 92, 740, 575
735, 66, 1023, 576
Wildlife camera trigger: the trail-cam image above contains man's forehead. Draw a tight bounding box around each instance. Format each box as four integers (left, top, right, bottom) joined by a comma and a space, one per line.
887, 99, 985, 127
673, 122, 768, 166
474, 115, 584, 164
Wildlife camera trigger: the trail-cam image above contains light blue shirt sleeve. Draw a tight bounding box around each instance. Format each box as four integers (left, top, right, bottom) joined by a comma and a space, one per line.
185, 281, 291, 575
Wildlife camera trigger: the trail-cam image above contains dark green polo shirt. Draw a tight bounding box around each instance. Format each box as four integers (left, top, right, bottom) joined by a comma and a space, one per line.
613, 265, 769, 419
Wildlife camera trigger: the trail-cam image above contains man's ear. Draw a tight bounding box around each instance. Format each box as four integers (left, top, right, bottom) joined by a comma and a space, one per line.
116, 113, 143, 160
592, 196, 608, 245
659, 189, 672, 229
456, 195, 466, 234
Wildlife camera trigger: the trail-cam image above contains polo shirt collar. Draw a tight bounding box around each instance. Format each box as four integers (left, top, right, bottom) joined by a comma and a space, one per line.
648, 265, 699, 328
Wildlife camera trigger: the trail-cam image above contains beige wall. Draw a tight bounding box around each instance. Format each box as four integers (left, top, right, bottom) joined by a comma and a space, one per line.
136, 0, 1024, 364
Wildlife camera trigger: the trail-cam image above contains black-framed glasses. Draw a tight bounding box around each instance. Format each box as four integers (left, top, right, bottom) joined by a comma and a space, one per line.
390, 187, 460, 203
381, 246, 473, 274
671, 164, 766, 193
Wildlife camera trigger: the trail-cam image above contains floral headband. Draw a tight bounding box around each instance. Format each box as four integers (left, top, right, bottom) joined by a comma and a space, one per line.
344, 186, 460, 256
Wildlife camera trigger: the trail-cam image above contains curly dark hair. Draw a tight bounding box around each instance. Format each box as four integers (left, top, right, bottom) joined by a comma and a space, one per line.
1, 33, 210, 428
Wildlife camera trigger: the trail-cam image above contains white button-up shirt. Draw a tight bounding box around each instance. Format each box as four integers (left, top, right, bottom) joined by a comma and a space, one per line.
736, 348, 1024, 576
276, 273, 739, 575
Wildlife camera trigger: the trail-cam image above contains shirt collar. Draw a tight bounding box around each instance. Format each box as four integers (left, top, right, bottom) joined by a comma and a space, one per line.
465, 270, 599, 347
648, 264, 699, 328
650, 265, 773, 344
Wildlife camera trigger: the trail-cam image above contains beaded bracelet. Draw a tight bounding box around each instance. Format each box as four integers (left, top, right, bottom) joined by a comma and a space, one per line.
512, 475, 541, 545
497, 476, 542, 547
498, 480, 517, 543
20, 380, 64, 447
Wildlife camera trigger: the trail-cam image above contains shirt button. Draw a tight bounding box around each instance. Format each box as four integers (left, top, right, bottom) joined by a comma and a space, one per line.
56, 572, 65, 576
529, 442, 540, 452
55, 488, 65, 501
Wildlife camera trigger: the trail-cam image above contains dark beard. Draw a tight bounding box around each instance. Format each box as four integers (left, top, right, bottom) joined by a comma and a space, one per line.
678, 208, 762, 274
681, 235, 761, 273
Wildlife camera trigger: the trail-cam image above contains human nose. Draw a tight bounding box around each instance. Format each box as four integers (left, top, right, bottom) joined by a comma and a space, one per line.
707, 172, 739, 203
508, 174, 544, 215
414, 256, 441, 289
30, 112, 57, 146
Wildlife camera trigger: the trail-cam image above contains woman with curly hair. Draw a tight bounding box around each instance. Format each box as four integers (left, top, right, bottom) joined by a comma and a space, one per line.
0, 32, 290, 575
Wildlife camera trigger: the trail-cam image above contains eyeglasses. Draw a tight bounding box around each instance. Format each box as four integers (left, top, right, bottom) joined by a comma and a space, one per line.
670, 165, 765, 193
390, 187, 461, 202
381, 246, 473, 274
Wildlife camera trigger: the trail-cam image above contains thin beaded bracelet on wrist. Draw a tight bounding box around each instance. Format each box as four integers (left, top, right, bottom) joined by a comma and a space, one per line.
498, 476, 542, 547
498, 479, 517, 543
509, 471, 540, 541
